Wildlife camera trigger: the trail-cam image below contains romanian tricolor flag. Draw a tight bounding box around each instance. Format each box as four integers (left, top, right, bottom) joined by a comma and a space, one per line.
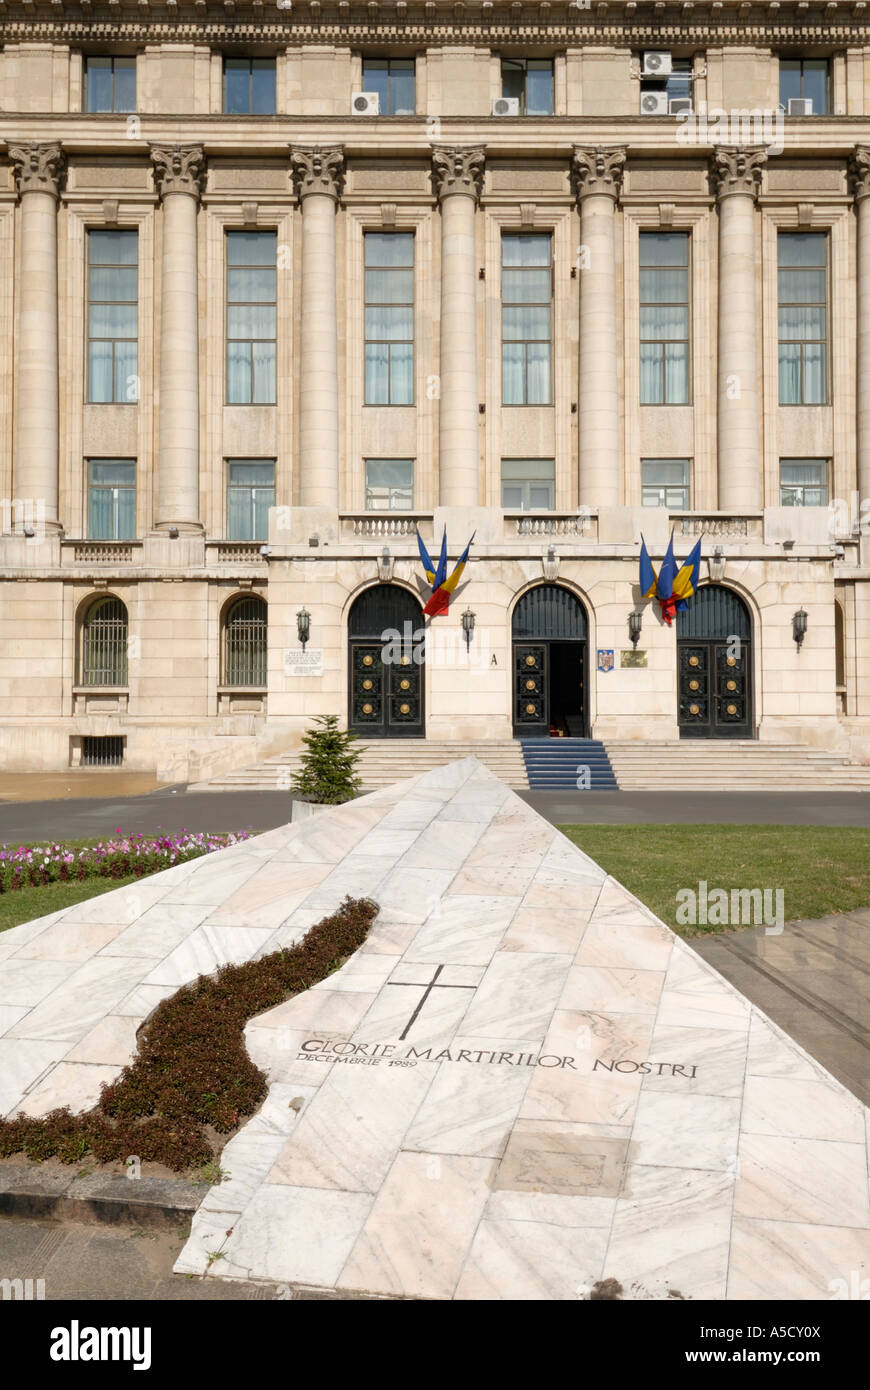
416, 528, 475, 618
639, 531, 703, 626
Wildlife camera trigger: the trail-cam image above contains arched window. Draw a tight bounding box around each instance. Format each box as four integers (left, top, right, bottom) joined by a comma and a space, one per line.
224, 595, 267, 687
81, 596, 128, 687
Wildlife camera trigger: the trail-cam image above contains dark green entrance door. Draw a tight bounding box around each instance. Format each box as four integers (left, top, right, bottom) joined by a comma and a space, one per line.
512, 585, 588, 737
676, 585, 753, 739
348, 584, 425, 739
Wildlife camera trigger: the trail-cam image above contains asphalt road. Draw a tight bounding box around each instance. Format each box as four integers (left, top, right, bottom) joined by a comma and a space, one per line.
0, 785, 869, 841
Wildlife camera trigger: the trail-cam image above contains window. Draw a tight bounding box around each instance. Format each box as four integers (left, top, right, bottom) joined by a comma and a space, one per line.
642, 459, 691, 508
778, 232, 828, 405
779, 58, 829, 114
224, 596, 267, 687
365, 459, 414, 511
361, 58, 415, 115
87, 230, 138, 404
780, 458, 829, 506
81, 597, 128, 687
227, 460, 275, 540
82, 736, 124, 767
87, 460, 136, 539
500, 59, 554, 115
502, 234, 552, 406
501, 459, 555, 511
364, 232, 414, 405
85, 56, 136, 113
226, 232, 277, 404
639, 231, 690, 405
640, 56, 694, 112
223, 57, 276, 114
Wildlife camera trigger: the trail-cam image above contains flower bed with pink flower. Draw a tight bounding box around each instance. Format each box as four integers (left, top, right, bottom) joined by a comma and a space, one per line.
0, 829, 253, 895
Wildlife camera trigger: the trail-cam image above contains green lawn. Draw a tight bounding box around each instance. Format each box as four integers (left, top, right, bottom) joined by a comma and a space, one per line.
0, 874, 141, 934
558, 824, 870, 937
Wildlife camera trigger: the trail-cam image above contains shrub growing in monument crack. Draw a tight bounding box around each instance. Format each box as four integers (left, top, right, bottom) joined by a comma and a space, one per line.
0, 895, 378, 1172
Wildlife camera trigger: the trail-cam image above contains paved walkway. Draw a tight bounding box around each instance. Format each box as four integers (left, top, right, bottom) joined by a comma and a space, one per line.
694, 910, 870, 1108
0, 758, 867, 1300
1, 786, 870, 842
0, 1217, 367, 1299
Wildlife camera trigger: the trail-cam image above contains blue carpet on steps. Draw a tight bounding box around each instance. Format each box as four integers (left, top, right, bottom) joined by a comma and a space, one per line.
519, 738, 619, 790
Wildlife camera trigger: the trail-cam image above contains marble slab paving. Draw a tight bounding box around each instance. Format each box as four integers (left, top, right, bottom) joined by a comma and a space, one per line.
1, 758, 868, 1300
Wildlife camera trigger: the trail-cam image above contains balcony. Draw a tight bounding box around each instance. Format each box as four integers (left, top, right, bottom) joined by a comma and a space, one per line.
342, 514, 432, 539
65, 540, 142, 565
507, 512, 595, 538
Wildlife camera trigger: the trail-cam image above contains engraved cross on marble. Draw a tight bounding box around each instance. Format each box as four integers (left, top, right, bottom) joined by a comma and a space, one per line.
387, 964, 477, 1041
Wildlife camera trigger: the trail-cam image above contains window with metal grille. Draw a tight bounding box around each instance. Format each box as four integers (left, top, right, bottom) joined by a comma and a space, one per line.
85, 56, 136, 113
82, 736, 124, 767
223, 57, 276, 114
639, 231, 690, 404
502, 233, 552, 406
778, 232, 828, 405
88, 229, 138, 404
226, 231, 277, 404
500, 59, 554, 115
82, 597, 128, 687
224, 595, 267, 687
364, 232, 414, 405
361, 58, 415, 114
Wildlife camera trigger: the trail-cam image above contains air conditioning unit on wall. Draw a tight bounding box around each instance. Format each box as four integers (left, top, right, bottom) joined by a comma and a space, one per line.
492, 97, 520, 116
351, 92, 380, 115
641, 90, 669, 115
669, 97, 693, 115
787, 97, 813, 115
642, 51, 673, 77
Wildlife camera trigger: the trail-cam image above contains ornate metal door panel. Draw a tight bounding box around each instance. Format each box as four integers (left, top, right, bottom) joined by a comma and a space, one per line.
349, 642, 424, 738
678, 644, 710, 734
513, 644, 548, 736
678, 641, 751, 738
388, 652, 422, 733
713, 642, 750, 735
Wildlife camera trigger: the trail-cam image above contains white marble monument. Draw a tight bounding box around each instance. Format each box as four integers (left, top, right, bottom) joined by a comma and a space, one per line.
0, 759, 868, 1299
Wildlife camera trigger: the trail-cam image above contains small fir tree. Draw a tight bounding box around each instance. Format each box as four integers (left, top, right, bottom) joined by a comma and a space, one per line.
291, 714, 363, 805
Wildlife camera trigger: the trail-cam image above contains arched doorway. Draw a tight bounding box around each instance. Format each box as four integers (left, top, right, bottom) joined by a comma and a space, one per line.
512, 584, 588, 738
676, 585, 753, 739
348, 584, 425, 738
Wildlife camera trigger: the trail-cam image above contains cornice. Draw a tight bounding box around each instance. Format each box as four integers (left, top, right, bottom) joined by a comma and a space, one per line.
2, 14, 870, 46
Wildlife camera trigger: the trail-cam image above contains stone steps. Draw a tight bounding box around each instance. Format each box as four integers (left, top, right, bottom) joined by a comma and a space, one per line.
188, 741, 529, 791
602, 740, 870, 790
189, 737, 870, 794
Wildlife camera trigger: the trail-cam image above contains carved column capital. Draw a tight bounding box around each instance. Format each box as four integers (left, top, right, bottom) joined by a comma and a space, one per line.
851, 146, 870, 203
431, 145, 486, 203
150, 144, 207, 201
290, 145, 345, 201
9, 142, 66, 199
711, 146, 766, 202
571, 146, 626, 203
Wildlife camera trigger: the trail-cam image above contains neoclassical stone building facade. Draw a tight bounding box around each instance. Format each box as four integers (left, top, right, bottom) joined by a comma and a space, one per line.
1, 2, 870, 775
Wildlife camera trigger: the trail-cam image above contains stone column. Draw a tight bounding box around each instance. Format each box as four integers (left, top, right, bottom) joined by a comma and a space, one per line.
571, 146, 626, 508
290, 146, 344, 509
9, 142, 66, 533
852, 147, 870, 509
432, 146, 485, 508
712, 147, 767, 512
150, 145, 206, 533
